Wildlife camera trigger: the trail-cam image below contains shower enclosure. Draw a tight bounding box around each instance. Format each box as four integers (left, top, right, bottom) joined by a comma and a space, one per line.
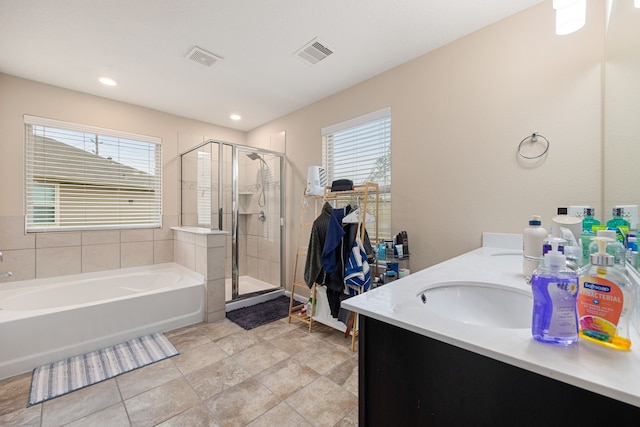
180, 140, 284, 302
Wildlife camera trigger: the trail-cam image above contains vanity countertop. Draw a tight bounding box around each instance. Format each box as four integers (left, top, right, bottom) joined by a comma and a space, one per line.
342, 233, 640, 408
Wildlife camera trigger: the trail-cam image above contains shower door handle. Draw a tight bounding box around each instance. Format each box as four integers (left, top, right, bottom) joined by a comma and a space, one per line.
219, 208, 223, 230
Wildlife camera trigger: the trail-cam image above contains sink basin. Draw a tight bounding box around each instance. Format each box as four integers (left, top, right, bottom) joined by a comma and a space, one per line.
417, 281, 532, 329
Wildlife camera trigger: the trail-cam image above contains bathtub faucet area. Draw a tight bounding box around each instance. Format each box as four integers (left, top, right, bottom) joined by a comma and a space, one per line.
0, 252, 12, 278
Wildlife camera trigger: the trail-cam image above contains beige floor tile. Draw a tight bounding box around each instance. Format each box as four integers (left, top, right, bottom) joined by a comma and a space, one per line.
0, 404, 41, 427
125, 377, 201, 427
156, 403, 221, 427
64, 402, 130, 427
41, 379, 121, 427
204, 378, 280, 427
0, 372, 32, 416
285, 377, 358, 427
245, 401, 312, 427
172, 341, 229, 375
232, 341, 291, 376
248, 319, 298, 340
186, 357, 253, 400
166, 328, 213, 353
215, 330, 264, 355
324, 357, 359, 396
255, 358, 319, 400
117, 358, 183, 400
266, 328, 319, 355
0, 317, 361, 427
293, 339, 352, 375
334, 406, 359, 427
199, 319, 247, 341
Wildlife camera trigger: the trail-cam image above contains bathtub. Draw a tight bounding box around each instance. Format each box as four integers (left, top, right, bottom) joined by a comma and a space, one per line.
0, 263, 204, 380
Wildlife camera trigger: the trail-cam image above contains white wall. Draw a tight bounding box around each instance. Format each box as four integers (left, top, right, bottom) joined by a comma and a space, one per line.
248, 2, 606, 275
0, 2, 607, 286
0, 74, 245, 280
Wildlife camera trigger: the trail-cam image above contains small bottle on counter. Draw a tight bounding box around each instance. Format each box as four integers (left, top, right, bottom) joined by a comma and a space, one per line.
523, 215, 547, 282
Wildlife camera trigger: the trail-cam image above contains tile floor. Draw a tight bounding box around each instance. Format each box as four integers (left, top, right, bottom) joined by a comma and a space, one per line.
0, 318, 359, 426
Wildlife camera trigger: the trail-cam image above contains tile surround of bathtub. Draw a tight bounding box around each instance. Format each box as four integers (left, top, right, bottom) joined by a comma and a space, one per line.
36, 246, 82, 278
172, 228, 228, 323
82, 243, 120, 273
0, 215, 181, 281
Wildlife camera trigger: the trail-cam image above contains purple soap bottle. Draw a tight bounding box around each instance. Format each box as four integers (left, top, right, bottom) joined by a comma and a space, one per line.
531, 237, 579, 345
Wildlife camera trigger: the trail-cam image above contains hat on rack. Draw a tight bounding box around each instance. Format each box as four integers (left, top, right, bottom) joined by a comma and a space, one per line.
331, 179, 353, 192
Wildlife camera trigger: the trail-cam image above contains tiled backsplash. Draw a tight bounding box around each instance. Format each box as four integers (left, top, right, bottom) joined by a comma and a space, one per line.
0, 215, 178, 281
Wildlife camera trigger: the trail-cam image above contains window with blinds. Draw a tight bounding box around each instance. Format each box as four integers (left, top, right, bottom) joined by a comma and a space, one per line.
322, 108, 391, 239
24, 115, 162, 232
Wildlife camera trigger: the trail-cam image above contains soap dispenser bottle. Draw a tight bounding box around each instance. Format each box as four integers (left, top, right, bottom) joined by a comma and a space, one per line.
581, 208, 601, 265
578, 237, 637, 351
582, 207, 600, 232
531, 237, 579, 345
606, 207, 630, 244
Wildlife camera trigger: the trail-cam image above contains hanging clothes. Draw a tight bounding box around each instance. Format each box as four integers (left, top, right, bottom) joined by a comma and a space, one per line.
344, 224, 371, 295
303, 200, 374, 319
323, 205, 351, 317
304, 202, 333, 288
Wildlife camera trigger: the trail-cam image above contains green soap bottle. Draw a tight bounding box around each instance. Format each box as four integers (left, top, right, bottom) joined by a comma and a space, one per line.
582, 208, 600, 232
606, 207, 630, 244
581, 208, 600, 265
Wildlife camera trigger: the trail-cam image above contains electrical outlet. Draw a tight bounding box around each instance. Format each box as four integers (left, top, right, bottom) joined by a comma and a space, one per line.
568, 205, 591, 218
615, 204, 638, 230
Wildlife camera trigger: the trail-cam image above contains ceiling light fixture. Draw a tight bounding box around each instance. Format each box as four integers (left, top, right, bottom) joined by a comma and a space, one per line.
636, 0, 640, 8
99, 77, 117, 86
553, 0, 586, 35
230, 114, 241, 121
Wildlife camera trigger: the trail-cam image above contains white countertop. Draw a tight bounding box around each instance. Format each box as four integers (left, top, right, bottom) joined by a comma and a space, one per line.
342, 233, 640, 408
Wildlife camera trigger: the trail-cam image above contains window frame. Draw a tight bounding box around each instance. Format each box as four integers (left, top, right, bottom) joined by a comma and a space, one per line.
321, 107, 391, 240
24, 115, 162, 232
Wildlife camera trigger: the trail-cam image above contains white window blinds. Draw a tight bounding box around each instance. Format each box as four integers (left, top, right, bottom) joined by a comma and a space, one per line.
321, 108, 391, 239
24, 115, 162, 232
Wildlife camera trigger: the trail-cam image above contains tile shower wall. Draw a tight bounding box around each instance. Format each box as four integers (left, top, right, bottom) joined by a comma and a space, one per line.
0, 215, 178, 281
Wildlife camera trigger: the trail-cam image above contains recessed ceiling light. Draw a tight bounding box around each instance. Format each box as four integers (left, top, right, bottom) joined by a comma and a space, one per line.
230, 114, 241, 121
99, 77, 117, 86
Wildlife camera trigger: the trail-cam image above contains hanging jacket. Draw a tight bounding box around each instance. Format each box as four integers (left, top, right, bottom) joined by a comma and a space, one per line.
303, 202, 333, 288
321, 206, 349, 274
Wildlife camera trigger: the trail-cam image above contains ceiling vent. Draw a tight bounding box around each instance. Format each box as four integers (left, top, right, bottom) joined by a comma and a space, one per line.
294, 38, 334, 65
186, 46, 222, 67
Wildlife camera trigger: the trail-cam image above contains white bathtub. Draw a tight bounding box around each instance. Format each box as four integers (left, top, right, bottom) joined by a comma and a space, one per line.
0, 263, 204, 380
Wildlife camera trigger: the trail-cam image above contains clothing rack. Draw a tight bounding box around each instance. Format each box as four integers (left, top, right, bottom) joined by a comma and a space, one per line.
288, 182, 379, 351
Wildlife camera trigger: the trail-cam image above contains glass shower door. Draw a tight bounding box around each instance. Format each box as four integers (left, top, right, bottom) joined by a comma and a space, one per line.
230, 147, 283, 300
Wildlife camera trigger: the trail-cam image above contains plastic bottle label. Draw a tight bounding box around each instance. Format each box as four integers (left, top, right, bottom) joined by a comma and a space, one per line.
547, 281, 578, 337
578, 276, 625, 345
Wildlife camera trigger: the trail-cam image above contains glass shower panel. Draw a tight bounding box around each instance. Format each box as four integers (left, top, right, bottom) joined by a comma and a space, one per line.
180, 142, 220, 228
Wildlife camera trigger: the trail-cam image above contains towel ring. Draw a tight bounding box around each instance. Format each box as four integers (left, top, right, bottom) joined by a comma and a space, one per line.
518, 133, 549, 159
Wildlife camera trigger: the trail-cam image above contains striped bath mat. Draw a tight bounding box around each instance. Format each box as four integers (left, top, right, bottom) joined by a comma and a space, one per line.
28, 332, 178, 407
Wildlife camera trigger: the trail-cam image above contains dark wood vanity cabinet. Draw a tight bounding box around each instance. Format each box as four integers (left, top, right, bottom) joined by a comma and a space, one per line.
358, 316, 640, 426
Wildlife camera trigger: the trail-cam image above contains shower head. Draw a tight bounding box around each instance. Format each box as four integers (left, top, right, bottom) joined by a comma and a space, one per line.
247, 152, 267, 164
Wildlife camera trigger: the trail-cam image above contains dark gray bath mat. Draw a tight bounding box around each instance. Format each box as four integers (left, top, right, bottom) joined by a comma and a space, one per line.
28, 332, 178, 407
226, 295, 291, 330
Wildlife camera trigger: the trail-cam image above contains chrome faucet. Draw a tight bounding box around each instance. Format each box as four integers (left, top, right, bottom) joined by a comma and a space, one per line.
0, 251, 12, 278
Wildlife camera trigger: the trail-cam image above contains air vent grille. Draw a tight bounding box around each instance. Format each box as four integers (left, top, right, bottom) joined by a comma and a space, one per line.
186, 46, 222, 67
295, 38, 334, 65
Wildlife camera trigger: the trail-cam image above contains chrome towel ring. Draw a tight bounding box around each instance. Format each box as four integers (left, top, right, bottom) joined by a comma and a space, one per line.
518, 133, 549, 159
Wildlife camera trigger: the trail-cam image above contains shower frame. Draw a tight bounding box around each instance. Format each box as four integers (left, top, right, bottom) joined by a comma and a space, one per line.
179, 139, 285, 302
